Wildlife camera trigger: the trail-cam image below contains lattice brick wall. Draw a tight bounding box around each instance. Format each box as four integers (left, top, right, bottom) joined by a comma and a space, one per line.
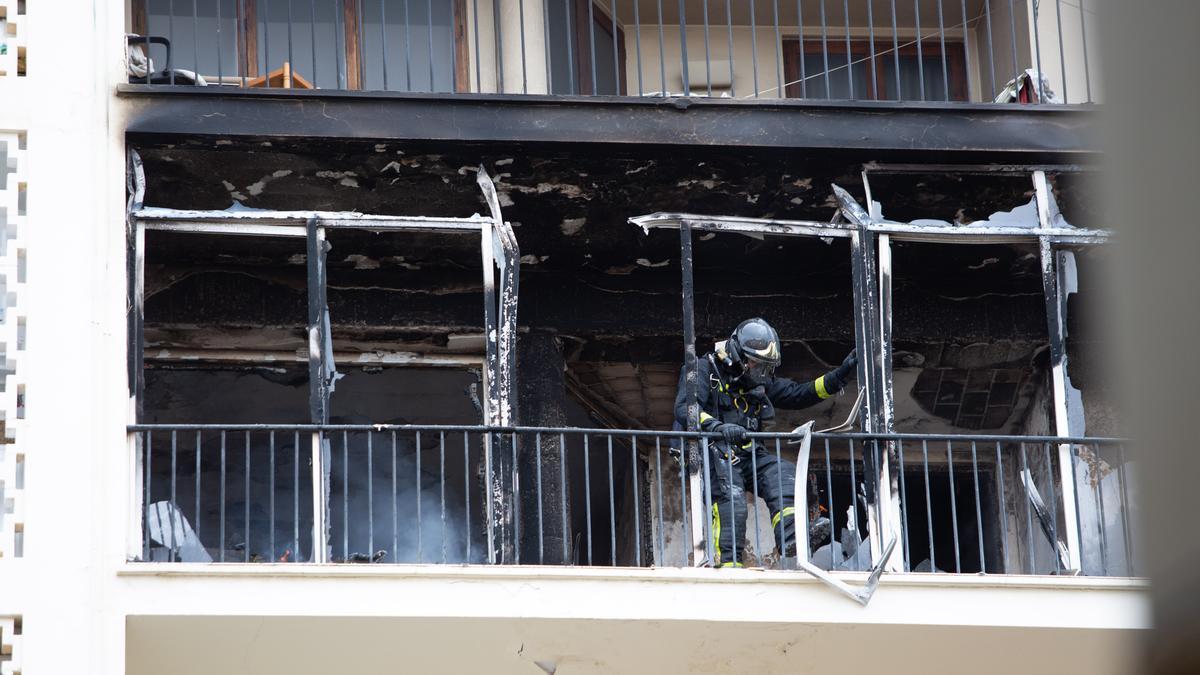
0, 615, 20, 675
0, 1, 26, 79
0, 131, 25, 561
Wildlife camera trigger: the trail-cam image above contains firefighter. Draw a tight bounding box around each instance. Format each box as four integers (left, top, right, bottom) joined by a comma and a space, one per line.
673, 317, 856, 568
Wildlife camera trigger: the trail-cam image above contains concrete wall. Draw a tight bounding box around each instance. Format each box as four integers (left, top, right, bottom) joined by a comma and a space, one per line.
1029, 0, 1102, 103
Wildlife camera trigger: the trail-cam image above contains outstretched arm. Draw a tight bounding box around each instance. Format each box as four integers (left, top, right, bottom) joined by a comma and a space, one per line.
768, 350, 858, 410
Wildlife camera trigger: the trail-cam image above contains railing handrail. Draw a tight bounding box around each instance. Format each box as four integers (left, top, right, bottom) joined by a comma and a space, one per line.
126, 423, 1127, 445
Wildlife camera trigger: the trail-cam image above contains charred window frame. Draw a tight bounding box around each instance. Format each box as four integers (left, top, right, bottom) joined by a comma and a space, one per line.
125, 153, 520, 562
631, 168, 1110, 571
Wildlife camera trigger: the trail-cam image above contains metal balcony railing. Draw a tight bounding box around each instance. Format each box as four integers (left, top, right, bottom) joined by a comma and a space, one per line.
129, 424, 1137, 578
127, 1, 1098, 104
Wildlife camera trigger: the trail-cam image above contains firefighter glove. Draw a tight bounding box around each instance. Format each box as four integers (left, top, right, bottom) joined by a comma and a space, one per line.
713, 422, 750, 448
829, 349, 857, 390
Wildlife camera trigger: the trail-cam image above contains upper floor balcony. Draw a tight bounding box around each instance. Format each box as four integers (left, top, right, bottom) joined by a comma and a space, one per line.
128, 0, 1097, 104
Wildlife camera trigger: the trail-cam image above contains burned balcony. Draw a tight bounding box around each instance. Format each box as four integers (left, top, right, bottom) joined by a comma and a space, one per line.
127, 0, 1098, 104
124, 147, 1134, 586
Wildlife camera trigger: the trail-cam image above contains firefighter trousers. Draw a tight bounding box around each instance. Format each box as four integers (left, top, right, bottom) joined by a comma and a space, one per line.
707, 442, 797, 566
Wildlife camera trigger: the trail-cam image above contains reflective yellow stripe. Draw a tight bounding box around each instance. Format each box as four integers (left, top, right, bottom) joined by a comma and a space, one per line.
772, 506, 796, 528
711, 503, 722, 564
699, 411, 714, 425
815, 375, 831, 399
719, 561, 744, 568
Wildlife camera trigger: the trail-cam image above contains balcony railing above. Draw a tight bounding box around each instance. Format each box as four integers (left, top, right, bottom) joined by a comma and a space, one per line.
128, 1, 1099, 104
130, 424, 1138, 584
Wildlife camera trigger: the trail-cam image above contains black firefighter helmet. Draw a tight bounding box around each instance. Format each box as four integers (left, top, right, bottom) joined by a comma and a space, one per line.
722, 318, 782, 386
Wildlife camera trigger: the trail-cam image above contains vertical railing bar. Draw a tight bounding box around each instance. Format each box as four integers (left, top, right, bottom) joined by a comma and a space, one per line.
819, 0, 830, 98
937, 0, 949, 100
427, 0, 436, 91
947, 441, 961, 573
334, 0, 344, 87
633, 0, 643, 95
656, 0, 666, 95
195, 431, 202, 544
493, 0, 506, 91
410, 429, 415, 562
440, 431, 447, 563
245, 431, 250, 562
890, 0, 901, 99
847, 439, 860, 536
750, 439, 762, 564
1042, 443, 1060, 573
796, 0, 806, 98
1020, 442, 1035, 571
729, 442, 738, 565
467, 431, 474, 563
168, 0, 176, 85
1030, 0, 1045, 103
544, 0, 554, 93
824, 438, 835, 570
143, 0, 152, 84
560, 432, 569, 564
407, 0, 415, 91
866, 0, 877, 100
471, 0, 479, 92
192, 0, 200, 78
381, 0, 389, 90
959, 0, 972, 100
842, 0, 853, 98
391, 431, 398, 564
749, 0, 760, 98
519, 0, 529, 94
293, 431, 299, 561
219, 431, 226, 563
1093, 449, 1108, 574
1079, 0, 1092, 103
702, 0, 712, 97
367, 432, 374, 559
679, 435, 690, 566
775, 438, 785, 567
568, 0, 579, 94
357, 0, 367, 87
913, 0, 925, 100
261, 0, 269, 87
897, 438, 910, 572
701, 437, 715, 566
921, 439, 934, 571
584, 434, 593, 565
1006, 0, 1018, 95
724, 0, 735, 97
994, 442, 1009, 573
587, 0, 597, 94
632, 436, 642, 567
536, 432, 544, 564
170, 430, 178, 557
1116, 443, 1133, 574
287, 0, 295, 89
772, 0, 783, 98
610, 0, 621, 95
677, 0, 690, 95
511, 431, 518, 563
342, 430, 349, 560
655, 437, 665, 565
982, 0, 996, 98
970, 441, 985, 573
310, 0, 319, 89
220, 0, 230, 85
1054, 0, 1068, 102
145, 432, 152, 560
607, 435, 617, 566
269, 431, 276, 560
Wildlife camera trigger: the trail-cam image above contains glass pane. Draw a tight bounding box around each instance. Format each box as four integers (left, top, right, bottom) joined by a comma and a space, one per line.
145, 0, 240, 81
261, 0, 342, 89
881, 51, 952, 101
802, 49, 872, 100
361, 0, 457, 92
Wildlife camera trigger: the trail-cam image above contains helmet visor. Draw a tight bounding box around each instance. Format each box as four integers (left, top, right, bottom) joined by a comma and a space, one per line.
742, 354, 777, 384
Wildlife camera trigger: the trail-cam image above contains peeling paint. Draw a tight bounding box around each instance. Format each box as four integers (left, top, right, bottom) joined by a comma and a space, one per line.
635, 258, 669, 268
495, 158, 514, 166
344, 254, 380, 270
